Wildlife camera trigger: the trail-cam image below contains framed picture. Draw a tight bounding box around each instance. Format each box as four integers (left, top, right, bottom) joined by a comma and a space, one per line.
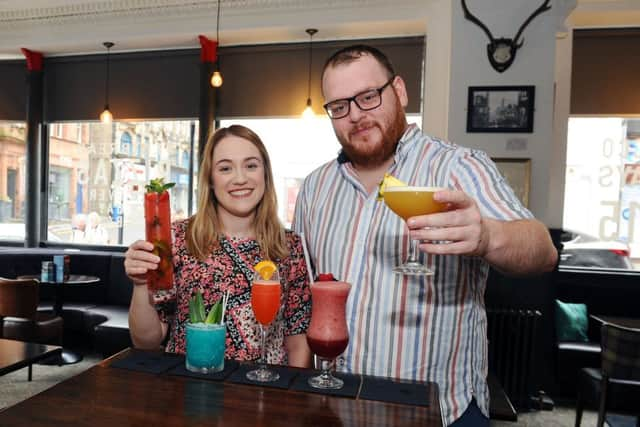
467, 86, 535, 133
492, 158, 531, 208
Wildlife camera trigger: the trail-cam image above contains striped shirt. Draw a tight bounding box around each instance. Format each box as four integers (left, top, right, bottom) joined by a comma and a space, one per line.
292, 125, 532, 425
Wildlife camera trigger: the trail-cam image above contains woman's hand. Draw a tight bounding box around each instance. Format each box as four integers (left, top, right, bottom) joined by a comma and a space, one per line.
124, 240, 160, 286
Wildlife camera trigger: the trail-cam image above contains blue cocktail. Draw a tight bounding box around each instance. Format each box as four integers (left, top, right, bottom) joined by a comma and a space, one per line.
185, 323, 226, 373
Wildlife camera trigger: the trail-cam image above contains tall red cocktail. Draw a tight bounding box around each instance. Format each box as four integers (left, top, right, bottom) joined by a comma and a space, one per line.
307, 280, 351, 389
144, 179, 174, 291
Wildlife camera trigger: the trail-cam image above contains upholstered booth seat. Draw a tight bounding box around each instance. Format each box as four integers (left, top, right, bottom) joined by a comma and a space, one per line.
0, 249, 133, 357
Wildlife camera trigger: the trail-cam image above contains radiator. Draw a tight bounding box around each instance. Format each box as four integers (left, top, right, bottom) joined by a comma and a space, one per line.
486, 308, 542, 410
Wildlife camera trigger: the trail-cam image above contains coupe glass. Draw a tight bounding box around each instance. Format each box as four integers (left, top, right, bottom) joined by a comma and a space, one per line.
383, 186, 447, 276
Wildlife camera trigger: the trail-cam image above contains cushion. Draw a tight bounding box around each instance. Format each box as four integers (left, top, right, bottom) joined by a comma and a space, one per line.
555, 299, 589, 342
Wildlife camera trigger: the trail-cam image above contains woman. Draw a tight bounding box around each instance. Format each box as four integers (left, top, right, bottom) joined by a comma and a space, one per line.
125, 125, 311, 367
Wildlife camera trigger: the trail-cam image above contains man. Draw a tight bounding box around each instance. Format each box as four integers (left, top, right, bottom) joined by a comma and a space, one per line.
292, 45, 557, 426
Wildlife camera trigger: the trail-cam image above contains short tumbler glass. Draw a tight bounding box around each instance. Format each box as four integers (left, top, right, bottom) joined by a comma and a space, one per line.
185, 323, 226, 374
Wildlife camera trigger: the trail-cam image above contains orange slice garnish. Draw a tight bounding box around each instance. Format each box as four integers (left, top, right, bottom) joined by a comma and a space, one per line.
254, 260, 277, 280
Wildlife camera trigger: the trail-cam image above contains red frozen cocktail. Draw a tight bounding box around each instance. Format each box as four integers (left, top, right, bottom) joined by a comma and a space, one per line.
306, 279, 351, 389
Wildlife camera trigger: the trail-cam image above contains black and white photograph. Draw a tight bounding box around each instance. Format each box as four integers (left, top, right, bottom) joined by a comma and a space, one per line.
466, 86, 535, 133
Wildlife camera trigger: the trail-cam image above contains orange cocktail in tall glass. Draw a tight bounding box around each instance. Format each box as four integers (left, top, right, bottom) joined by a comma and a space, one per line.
247, 264, 281, 382
383, 186, 447, 276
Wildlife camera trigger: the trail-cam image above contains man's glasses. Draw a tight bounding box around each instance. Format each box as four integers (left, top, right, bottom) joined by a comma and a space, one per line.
323, 76, 396, 119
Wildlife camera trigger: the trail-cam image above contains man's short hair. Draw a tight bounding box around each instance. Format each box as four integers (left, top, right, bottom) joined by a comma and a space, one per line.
322, 44, 396, 81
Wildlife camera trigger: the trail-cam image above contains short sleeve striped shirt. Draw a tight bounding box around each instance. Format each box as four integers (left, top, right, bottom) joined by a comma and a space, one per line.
292, 125, 532, 425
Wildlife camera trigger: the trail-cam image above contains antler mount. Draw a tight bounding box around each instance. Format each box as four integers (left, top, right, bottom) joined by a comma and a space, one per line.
461, 0, 552, 73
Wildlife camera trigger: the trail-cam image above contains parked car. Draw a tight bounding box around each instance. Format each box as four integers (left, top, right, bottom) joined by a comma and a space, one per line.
559, 229, 633, 269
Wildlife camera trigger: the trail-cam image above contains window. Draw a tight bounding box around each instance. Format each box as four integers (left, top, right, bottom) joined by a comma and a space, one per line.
220, 114, 422, 228
120, 132, 132, 155
563, 118, 640, 271
0, 122, 27, 241
47, 120, 198, 247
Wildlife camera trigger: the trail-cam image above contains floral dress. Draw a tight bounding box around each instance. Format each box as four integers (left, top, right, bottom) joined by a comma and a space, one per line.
153, 219, 311, 364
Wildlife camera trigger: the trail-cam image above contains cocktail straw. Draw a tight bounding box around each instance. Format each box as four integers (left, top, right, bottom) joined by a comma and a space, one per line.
299, 232, 315, 284
220, 289, 230, 324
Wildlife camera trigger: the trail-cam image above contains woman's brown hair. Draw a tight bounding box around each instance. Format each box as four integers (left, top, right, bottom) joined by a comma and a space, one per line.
185, 125, 287, 261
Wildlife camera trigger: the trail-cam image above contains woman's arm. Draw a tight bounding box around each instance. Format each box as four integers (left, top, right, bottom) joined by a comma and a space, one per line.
125, 239, 169, 349
285, 334, 312, 368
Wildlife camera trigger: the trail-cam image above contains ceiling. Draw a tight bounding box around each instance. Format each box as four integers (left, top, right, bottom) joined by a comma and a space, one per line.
0, 0, 638, 60
0, 0, 429, 59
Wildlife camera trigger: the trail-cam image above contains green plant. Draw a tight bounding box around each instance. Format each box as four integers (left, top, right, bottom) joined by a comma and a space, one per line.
145, 177, 175, 194
189, 289, 222, 324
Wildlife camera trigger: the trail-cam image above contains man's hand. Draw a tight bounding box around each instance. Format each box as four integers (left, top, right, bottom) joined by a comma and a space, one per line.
406, 189, 488, 257
406, 189, 558, 275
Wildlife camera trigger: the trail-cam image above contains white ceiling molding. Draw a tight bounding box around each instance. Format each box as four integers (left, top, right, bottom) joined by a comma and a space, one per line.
0, 0, 429, 59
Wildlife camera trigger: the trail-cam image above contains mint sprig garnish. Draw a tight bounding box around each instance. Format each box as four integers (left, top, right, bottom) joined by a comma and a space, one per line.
145, 177, 175, 194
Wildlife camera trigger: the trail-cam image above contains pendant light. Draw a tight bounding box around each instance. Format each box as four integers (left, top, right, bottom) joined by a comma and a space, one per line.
100, 42, 114, 123
302, 29, 318, 118
210, 0, 223, 87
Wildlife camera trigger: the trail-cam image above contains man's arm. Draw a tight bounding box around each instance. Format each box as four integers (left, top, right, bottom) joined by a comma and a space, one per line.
479, 217, 557, 274
407, 190, 558, 275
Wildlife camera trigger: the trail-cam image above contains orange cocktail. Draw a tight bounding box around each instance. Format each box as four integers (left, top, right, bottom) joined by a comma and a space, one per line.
251, 280, 281, 325
383, 186, 447, 219
247, 263, 282, 382
383, 186, 447, 276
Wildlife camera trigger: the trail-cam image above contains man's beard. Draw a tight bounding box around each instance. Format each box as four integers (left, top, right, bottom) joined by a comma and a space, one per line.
337, 99, 407, 169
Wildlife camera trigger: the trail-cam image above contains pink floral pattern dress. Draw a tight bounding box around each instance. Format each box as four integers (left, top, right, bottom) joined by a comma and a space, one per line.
153, 219, 311, 364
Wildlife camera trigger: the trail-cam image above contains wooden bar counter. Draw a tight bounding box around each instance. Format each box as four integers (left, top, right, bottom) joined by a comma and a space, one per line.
0, 349, 443, 426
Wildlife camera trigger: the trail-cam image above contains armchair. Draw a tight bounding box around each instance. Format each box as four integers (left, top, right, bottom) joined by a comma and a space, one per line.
0, 277, 64, 346
575, 322, 640, 427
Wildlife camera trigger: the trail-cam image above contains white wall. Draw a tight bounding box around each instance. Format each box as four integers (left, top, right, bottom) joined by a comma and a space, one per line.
431, 0, 570, 224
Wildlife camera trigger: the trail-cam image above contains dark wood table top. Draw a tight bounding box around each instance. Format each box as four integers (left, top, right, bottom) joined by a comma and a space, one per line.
0, 339, 62, 376
590, 314, 640, 330
0, 348, 443, 426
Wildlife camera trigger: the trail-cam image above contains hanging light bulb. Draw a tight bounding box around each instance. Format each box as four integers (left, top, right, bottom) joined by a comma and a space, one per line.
211, 69, 223, 87
211, 0, 223, 88
101, 42, 114, 123
302, 29, 318, 118
302, 98, 314, 119
100, 109, 113, 123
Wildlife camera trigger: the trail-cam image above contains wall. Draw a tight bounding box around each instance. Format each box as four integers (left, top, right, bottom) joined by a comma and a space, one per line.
439, 1, 569, 224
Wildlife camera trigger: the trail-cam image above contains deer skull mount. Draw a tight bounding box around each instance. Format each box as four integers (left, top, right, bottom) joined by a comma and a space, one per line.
461, 0, 551, 73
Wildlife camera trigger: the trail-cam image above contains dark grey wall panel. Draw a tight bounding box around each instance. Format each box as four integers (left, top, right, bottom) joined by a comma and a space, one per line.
572, 28, 640, 115
4, 36, 423, 122
217, 36, 424, 118
44, 49, 200, 122
0, 61, 27, 121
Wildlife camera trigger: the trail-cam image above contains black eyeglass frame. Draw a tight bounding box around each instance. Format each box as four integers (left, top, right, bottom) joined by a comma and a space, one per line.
323, 76, 396, 119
